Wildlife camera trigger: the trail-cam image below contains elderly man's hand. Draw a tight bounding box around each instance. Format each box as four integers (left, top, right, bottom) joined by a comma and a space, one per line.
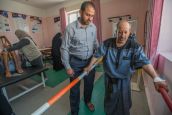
154, 81, 168, 92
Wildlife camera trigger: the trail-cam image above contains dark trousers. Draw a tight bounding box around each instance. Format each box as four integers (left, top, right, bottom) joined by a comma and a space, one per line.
30, 56, 44, 68
30, 56, 47, 78
69, 56, 95, 115
0, 89, 15, 115
104, 73, 132, 115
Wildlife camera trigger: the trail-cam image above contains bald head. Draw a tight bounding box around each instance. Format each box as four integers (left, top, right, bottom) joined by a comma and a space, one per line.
116, 20, 131, 47
117, 20, 131, 31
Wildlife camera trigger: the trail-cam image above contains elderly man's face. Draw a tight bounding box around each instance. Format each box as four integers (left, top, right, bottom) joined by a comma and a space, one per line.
116, 22, 131, 47
80, 6, 95, 25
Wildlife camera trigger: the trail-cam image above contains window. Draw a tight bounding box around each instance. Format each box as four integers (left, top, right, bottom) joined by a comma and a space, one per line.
67, 9, 80, 25
158, 0, 172, 61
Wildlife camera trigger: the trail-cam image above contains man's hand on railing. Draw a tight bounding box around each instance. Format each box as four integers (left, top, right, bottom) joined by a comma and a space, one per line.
154, 77, 168, 92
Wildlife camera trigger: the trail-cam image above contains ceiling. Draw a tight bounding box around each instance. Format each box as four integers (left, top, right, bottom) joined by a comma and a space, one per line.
12, 0, 69, 9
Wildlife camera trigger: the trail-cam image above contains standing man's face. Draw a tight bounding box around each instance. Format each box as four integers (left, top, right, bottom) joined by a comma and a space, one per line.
116, 21, 131, 47
80, 6, 95, 25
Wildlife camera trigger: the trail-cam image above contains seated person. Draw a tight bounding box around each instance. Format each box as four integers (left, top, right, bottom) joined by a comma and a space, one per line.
3, 29, 44, 69
51, 32, 64, 71
0, 36, 23, 77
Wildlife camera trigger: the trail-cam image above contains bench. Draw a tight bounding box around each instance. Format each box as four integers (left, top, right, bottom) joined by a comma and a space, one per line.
0, 67, 49, 102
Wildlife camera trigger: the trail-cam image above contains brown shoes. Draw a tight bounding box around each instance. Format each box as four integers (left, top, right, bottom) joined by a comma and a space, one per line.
86, 102, 95, 112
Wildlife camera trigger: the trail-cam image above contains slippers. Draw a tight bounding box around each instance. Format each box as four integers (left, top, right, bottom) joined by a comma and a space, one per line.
86, 102, 95, 112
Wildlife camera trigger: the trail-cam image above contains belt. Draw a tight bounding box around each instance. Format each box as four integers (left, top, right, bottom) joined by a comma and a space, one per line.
71, 55, 90, 61
107, 77, 118, 93
108, 77, 118, 84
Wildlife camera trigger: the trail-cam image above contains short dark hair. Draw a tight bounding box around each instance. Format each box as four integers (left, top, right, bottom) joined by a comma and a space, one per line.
80, 1, 95, 11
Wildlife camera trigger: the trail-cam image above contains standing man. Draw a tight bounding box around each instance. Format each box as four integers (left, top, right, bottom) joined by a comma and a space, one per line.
60, 1, 98, 115
84, 20, 168, 115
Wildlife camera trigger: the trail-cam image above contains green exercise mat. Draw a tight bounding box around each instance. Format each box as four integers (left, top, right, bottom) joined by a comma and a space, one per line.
31, 68, 69, 88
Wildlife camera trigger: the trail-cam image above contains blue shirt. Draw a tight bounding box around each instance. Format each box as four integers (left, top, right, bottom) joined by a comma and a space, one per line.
61, 19, 99, 69
94, 38, 150, 79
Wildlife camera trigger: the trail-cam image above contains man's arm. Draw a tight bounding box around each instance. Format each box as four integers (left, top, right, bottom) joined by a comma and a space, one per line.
143, 64, 168, 92
142, 64, 158, 79
60, 28, 75, 77
93, 29, 99, 50
6, 39, 30, 51
84, 57, 98, 72
60, 29, 71, 70
133, 45, 168, 92
84, 43, 106, 72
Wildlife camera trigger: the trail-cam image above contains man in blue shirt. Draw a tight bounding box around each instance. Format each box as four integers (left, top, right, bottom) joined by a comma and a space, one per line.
60, 1, 99, 115
84, 20, 168, 115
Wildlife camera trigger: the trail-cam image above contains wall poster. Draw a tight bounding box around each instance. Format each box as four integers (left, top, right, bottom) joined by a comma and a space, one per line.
0, 10, 10, 32
12, 12, 28, 32
30, 16, 42, 33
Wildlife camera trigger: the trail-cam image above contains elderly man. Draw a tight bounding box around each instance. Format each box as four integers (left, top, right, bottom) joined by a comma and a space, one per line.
84, 20, 168, 115
60, 1, 98, 115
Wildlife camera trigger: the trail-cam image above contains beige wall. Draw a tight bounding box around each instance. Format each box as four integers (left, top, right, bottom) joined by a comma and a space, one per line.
100, 0, 148, 44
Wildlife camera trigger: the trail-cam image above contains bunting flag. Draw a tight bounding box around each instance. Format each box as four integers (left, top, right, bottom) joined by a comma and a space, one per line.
12, 12, 27, 19
54, 16, 60, 23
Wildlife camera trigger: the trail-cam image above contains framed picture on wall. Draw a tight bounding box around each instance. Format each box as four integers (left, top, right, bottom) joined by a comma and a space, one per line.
30, 16, 42, 33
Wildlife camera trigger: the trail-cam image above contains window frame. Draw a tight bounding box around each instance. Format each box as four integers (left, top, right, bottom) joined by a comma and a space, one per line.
66, 9, 80, 25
